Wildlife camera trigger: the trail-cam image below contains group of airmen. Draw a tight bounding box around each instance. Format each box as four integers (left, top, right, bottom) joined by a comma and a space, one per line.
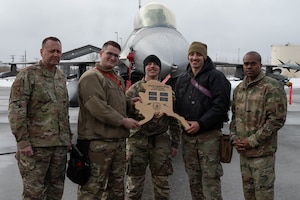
8, 36, 286, 200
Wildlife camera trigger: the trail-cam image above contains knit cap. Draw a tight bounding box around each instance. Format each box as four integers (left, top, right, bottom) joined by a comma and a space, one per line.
188, 41, 207, 60
143, 55, 161, 71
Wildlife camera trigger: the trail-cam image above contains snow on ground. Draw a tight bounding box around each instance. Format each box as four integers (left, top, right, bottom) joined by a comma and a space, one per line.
0, 77, 15, 88
285, 78, 300, 88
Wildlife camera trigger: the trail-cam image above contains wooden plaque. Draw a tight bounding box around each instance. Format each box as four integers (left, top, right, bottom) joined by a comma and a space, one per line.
135, 80, 190, 129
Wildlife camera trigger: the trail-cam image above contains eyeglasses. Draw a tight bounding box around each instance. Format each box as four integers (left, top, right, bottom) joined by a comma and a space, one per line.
103, 51, 120, 58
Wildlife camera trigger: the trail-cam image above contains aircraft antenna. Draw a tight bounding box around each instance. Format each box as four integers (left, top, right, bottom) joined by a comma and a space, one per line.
138, 0, 141, 9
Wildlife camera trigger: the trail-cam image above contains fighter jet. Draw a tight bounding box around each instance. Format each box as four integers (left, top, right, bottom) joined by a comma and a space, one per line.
277, 59, 300, 72
117, 2, 189, 89
1, 2, 189, 106
0, 62, 36, 78
1, 2, 292, 107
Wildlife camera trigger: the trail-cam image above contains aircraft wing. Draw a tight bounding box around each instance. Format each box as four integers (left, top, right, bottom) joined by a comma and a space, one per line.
214, 62, 290, 86
59, 60, 98, 66
277, 59, 300, 72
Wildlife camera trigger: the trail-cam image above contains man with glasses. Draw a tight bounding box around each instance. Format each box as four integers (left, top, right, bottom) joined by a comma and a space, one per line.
77, 40, 140, 200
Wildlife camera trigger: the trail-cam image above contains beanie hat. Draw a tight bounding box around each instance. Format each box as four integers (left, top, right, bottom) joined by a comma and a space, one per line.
143, 55, 161, 71
188, 41, 207, 60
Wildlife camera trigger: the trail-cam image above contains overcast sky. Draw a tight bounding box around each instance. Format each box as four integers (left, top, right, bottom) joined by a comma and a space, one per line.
0, 0, 299, 64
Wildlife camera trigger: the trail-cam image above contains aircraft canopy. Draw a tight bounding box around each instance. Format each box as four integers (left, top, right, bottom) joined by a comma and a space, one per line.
134, 2, 177, 30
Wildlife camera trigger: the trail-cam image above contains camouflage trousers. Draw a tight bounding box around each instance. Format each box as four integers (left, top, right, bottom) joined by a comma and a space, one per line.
125, 132, 173, 200
240, 154, 275, 200
78, 139, 126, 200
16, 146, 68, 200
182, 129, 223, 200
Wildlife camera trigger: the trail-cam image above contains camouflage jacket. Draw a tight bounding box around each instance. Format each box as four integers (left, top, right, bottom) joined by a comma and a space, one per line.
8, 62, 72, 149
126, 78, 181, 148
77, 64, 130, 140
230, 71, 287, 157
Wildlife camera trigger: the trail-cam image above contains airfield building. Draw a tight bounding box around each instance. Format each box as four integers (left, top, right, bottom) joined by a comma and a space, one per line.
271, 43, 300, 65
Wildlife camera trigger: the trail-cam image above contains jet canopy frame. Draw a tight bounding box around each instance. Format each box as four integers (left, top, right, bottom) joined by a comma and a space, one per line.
134, 2, 176, 30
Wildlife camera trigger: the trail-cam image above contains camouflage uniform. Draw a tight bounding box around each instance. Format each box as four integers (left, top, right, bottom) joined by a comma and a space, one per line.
77, 64, 130, 200
230, 71, 287, 200
182, 130, 223, 199
125, 79, 181, 200
8, 62, 72, 200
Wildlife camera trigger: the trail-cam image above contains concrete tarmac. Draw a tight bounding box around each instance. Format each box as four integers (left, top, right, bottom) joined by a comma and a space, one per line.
0, 86, 299, 200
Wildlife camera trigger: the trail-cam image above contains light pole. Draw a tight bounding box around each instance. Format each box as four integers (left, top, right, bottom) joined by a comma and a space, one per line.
115, 32, 118, 43
119, 37, 122, 46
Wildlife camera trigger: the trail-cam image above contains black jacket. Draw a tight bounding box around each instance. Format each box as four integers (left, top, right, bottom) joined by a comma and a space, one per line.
174, 56, 231, 133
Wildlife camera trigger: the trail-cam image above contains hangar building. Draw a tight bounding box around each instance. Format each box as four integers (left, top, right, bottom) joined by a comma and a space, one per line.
271, 43, 300, 78
271, 43, 300, 65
